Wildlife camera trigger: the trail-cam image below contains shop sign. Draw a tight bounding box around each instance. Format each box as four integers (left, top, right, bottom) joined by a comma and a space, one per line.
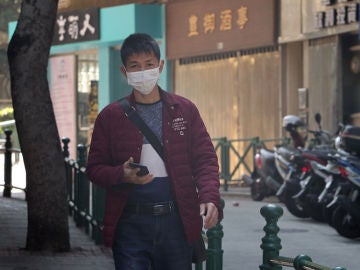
315, 1, 358, 29
166, 0, 277, 59
53, 8, 100, 45
50, 55, 77, 157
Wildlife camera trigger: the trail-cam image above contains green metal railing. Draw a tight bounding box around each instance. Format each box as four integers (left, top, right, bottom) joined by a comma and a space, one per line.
214, 136, 291, 191
0, 129, 293, 196
260, 204, 346, 270
62, 138, 105, 244
0, 129, 24, 197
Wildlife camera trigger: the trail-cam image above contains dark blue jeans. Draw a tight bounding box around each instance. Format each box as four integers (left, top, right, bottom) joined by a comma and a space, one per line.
112, 211, 193, 270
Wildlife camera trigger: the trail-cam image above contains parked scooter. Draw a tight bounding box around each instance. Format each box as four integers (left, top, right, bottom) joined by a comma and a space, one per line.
300, 152, 342, 222
328, 126, 360, 238
275, 113, 335, 219
327, 156, 360, 238
243, 115, 307, 201
279, 148, 335, 221
271, 121, 360, 238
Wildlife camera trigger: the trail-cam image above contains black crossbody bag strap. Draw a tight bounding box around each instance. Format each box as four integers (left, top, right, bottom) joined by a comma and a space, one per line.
118, 98, 164, 159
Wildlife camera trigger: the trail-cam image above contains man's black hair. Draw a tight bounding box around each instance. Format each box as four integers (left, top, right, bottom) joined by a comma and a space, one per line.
120, 33, 161, 65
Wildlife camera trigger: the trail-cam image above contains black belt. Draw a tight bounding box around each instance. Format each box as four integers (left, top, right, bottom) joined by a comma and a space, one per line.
124, 201, 177, 216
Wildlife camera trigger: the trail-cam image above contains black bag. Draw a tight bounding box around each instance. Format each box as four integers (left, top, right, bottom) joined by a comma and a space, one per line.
192, 236, 207, 263
118, 98, 207, 264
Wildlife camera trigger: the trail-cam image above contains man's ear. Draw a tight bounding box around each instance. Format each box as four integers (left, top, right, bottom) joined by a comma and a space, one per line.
120, 66, 127, 77
159, 60, 165, 73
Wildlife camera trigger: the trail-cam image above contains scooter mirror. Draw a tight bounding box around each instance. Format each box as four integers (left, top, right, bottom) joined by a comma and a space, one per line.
315, 113, 321, 125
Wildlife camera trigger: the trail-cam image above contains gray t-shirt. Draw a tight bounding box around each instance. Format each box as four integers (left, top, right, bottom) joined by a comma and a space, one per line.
127, 100, 173, 204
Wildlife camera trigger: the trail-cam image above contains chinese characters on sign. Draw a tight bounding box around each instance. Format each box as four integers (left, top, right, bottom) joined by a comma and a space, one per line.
188, 6, 249, 37
53, 8, 100, 45
315, 2, 358, 29
166, 0, 276, 59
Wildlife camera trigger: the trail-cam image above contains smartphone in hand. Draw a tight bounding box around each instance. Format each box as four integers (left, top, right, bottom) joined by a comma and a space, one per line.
128, 162, 149, 176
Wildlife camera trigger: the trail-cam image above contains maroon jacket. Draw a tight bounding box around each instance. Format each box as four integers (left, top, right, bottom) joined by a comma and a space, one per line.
87, 89, 222, 247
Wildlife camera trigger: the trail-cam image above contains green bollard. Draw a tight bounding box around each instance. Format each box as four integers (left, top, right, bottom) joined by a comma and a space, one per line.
259, 204, 283, 270
293, 254, 312, 270
3, 129, 12, 198
206, 199, 225, 270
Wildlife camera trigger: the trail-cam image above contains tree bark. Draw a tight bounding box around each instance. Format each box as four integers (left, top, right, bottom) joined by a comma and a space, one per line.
7, 0, 70, 251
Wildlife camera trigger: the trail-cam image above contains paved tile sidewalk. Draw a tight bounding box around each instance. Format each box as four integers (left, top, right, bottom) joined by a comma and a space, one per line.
0, 196, 114, 270
0, 154, 251, 269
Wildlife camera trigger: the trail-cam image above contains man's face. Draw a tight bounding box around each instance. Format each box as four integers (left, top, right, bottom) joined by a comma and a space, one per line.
122, 52, 163, 74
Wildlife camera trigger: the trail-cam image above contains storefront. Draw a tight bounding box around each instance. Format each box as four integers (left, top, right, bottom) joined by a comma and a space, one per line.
166, 0, 280, 141
9, 3, 169, 156
279, 0, 360, 131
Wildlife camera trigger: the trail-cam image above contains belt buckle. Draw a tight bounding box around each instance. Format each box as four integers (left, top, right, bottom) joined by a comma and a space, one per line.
153, 204, 166, 215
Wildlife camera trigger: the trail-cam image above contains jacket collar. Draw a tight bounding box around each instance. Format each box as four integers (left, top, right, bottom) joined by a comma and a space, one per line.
128, 86, 178, 108
159, 87, 178, 108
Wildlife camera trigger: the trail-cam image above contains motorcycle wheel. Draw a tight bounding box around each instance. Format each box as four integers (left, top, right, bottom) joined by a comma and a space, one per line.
303, 195, 325, 222
283, 190, 309, 218
332, 205, 360, 239
322, 203, 337, 227
251, 178, 265, 201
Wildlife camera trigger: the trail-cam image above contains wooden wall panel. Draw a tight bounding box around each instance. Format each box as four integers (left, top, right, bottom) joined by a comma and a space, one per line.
237, 52, 281, 140
174, 51, 280, 178
175, 52, 282, 139
174, 51, 281, 140
174, 58, 239, 140
306, 36, 341, 133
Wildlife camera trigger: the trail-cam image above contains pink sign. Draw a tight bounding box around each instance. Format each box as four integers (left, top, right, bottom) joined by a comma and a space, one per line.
50, 55, 76, 157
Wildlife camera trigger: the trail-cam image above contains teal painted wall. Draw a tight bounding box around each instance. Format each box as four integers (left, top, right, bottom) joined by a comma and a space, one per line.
133, 4, 171, 98
135, 4, 163, 39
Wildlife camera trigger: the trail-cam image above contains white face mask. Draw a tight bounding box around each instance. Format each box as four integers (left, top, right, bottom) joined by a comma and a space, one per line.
126, 67, 160, 95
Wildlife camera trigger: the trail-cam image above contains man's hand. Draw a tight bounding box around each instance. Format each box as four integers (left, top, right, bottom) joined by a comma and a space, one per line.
200, 202, 219, 229
123, 157, 154, 184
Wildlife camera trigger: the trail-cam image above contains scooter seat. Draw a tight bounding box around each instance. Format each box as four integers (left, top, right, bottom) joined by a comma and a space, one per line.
259, 148, 274, 159
301, 149, 337, 164
276, 146, 299, 161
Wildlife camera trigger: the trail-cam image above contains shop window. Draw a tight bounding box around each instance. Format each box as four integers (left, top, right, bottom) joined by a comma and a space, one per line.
77, 52, 99, 146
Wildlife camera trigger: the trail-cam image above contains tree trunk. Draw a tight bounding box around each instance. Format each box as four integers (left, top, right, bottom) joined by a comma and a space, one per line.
7, 0, 70, 251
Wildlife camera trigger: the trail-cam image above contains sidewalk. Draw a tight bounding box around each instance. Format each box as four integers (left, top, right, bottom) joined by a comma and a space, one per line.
219, 186, 251, 198
0, 153, 251, 269
0, 186, 250, 270
1, 183, 357, 270
0, 196, 114, 270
